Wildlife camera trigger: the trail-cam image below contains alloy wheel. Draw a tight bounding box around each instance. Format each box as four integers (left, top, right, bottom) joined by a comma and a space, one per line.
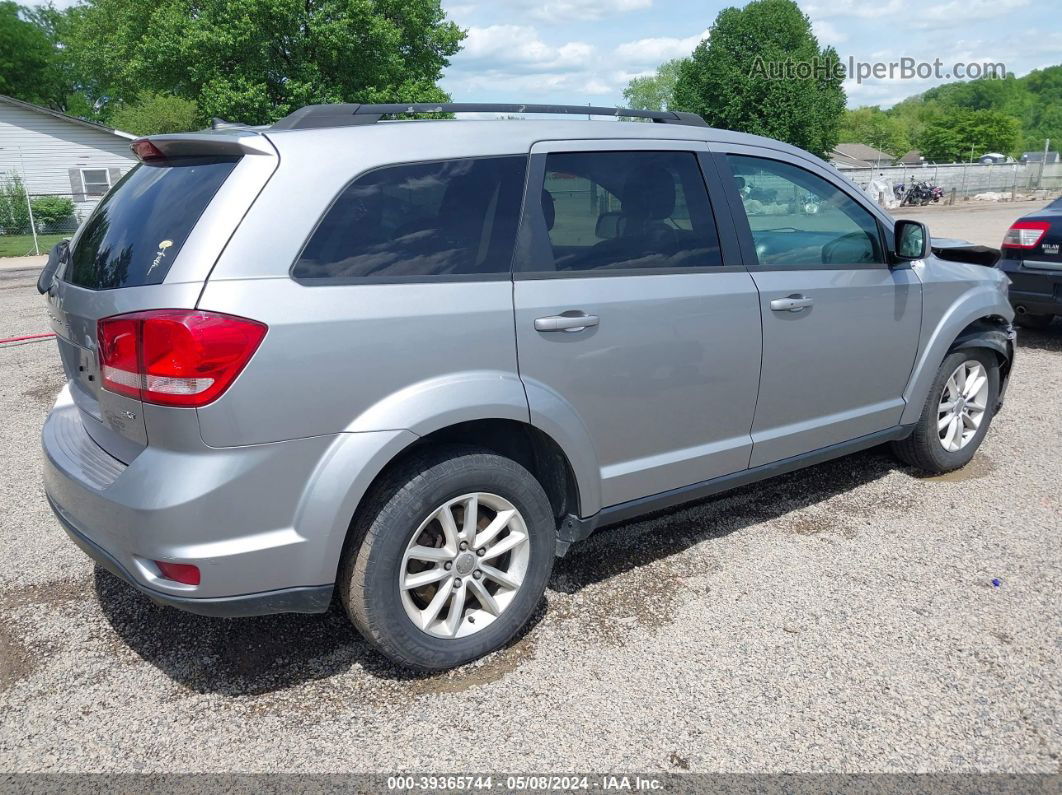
937, 360, 989, 452
399, 493, 530, 639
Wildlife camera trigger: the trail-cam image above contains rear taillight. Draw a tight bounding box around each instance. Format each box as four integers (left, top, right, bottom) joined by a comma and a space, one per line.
1001, 221, 1050, 249
98, 310, 267, 407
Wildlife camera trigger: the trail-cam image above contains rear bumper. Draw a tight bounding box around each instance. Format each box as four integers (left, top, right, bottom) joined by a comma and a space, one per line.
41, 386, 344, 614
1004, 260, 1062, 315
51, 497, 332, 616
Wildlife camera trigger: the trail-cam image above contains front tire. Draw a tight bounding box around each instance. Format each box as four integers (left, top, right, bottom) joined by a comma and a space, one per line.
892, 350, 999, 474
340, 445, 555, 671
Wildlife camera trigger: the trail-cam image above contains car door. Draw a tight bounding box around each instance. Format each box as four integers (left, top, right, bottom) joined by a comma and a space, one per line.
713, 147, 922, 467
513, 139, 762, 510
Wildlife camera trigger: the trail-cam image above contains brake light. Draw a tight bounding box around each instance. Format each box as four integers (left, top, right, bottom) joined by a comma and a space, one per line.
1001, 221, 1050, 249
98, 310, 267, 407
155, 561, 200, 585
131, 139, 165, 161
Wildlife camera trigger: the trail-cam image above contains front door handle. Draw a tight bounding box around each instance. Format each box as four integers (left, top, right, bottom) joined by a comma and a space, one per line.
770, 295, 814, 312
534, 312, 600, 332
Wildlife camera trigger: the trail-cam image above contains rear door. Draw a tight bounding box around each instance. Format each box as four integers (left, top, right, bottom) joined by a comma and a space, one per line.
45, 137, 275, 461
513, 139, 762, 509
714, 147, 922, 466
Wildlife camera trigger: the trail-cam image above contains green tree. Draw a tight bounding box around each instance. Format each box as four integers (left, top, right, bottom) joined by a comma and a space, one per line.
0, 173, 30, 234
623, 58, 687, 112
63, 0, 464, 124
672, 0, 845, 158
0, 1, 63, 106
29, 196, 75, 231
110, 93, 201, 135
837, 106, 911, 156
918, 108, 1021, 162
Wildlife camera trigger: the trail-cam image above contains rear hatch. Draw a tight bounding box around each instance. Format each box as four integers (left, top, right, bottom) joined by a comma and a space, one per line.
45, 133, 278, 462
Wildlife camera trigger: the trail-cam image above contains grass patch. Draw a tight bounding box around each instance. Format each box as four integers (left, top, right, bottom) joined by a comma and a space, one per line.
0, 234, 66, 258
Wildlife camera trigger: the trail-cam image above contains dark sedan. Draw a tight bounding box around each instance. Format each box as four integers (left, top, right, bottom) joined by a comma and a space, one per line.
999, 196, 1062, 328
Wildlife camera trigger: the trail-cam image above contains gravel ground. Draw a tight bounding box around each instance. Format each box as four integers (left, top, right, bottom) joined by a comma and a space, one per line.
1, 200, 1060, 774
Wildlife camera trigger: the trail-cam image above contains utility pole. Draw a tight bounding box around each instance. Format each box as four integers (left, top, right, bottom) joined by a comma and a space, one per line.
1042, 137, 1051, 190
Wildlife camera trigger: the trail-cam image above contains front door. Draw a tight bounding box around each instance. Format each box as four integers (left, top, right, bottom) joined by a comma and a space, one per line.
718, 149, 922, 467
513, 140, 762, 510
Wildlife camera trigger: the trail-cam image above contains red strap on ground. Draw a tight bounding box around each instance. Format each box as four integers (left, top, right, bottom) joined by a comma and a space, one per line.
0, 332, 56, 344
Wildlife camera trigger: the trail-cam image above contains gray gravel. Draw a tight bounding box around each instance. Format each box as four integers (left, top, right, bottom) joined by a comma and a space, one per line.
1, 204, 1060, 773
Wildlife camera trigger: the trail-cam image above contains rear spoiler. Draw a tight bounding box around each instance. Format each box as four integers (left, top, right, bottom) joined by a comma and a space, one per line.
930, 237, 1001, 268
130, 132, 275, 160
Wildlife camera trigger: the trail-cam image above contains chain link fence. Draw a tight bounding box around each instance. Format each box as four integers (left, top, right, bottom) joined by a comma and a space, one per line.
0, 170, 100, 258
840, 161, 1062, 206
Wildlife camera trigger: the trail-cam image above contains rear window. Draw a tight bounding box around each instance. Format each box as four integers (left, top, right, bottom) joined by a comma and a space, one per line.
66, 157, 238, 290
292, 156, 527, 281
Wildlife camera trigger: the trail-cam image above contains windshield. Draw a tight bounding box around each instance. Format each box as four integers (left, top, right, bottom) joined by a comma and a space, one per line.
65, 157, 238, 290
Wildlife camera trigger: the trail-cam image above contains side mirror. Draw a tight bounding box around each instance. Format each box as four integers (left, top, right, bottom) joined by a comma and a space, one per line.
37, 239, 69, 295
893, 220, 928, 263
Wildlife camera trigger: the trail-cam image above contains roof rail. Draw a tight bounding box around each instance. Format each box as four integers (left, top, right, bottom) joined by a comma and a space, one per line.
270, 103, 708, 131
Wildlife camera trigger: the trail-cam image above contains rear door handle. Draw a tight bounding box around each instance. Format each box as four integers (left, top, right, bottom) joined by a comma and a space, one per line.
534, 312, 600, 332
770, 295, 814, 312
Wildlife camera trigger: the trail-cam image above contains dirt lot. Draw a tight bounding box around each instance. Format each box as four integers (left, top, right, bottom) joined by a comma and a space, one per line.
0, 201, 1059, 774
900, 199, 1054, 248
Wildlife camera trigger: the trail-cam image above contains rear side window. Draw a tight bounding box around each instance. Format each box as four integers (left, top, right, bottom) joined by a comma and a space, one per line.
534, 150, 722, 273
66, 158, 238, 290
293, 156, 527, 281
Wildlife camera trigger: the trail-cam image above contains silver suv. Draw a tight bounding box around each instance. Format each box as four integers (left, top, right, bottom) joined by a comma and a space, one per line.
40, 103, 1015, 670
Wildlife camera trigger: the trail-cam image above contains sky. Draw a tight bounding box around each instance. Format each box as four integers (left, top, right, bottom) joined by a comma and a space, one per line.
438, 0, 1062, 108
46, 0, 1062, 110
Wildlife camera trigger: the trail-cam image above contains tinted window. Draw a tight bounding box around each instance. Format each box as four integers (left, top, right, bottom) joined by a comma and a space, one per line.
66, 158, 238, 290
294, 156, 527, 280
726, 155, 884, 268
537, 151, 721, 273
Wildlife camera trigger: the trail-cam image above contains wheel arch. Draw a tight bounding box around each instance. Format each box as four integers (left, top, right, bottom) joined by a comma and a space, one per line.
900, 287, 1015, 425
307, 413, 594, 587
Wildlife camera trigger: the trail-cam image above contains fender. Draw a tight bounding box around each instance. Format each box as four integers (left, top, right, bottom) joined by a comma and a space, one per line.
520, 377, 603, 517
348, 369, 602, 517
301, 371, 603, 580
900, 282, 1014, 425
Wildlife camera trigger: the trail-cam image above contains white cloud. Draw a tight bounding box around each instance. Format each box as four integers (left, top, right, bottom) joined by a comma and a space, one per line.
911, 0, 1029, 26
526, 0, 653, 22
613, 30, 708, 66
802, 0, 907, 19
811, 20, 847, 45
459, 25, 595, 71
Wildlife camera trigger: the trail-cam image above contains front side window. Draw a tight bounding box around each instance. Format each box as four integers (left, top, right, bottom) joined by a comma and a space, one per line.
293, 156, 527, 281
726, 155, 884, 268
536, 150, 722, 273
81, 168, 111, 197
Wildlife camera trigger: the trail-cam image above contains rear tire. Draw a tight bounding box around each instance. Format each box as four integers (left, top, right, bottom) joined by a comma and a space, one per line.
340, 445, 555, 671
1014, 312, 1054, 330
892, 349, 999, 474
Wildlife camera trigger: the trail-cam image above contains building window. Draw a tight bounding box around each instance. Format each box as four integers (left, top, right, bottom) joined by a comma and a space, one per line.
80, 168, 112, 197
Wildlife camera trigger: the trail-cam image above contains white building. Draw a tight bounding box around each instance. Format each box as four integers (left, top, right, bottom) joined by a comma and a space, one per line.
0, 94, 136, 221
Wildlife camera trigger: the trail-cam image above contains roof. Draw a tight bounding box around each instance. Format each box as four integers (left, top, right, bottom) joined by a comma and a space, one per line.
899, 149, 923, 164
0, 94, 135, 140
261, 117, 818, 163
832, 143, 895, 165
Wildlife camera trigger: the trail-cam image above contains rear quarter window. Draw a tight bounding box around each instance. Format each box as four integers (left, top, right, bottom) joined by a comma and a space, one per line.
292, 156, 527, 282
66, 157, 238, 290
